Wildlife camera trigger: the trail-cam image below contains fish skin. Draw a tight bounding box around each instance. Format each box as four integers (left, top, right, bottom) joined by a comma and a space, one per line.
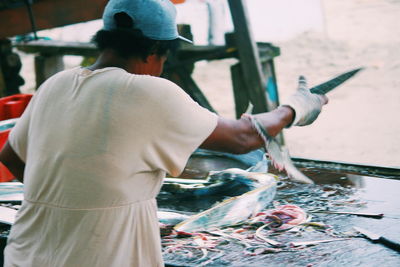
174, 175, 277, 233
158, 211, 190, 226
244, 68, 364, 183
247, 115, 314, 184
162, 168, 277, 198
209, 168, 276, 186
281, 147, 314, 184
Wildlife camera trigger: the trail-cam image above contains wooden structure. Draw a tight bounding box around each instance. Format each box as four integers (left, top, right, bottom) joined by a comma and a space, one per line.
1, 0, 281, 119
0, 0, 108, 39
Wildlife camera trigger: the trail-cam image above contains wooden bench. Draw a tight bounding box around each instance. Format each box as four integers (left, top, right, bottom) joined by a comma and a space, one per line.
15, 37, 280, 118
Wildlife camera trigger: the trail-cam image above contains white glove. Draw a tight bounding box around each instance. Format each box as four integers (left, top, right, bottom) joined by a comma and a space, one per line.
282, 76, 328, 127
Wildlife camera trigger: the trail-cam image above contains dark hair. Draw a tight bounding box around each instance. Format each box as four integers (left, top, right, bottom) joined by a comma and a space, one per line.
92, 12, 179, 60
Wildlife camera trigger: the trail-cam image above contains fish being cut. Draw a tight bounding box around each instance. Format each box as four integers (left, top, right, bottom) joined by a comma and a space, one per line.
162, 156, 271, 198
158, 210, 191, 226
245, 114, 314, 184
243, 68, 364, 183
174, 174, 277, 232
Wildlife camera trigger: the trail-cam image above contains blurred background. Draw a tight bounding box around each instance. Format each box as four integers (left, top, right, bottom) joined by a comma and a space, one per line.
15, 0, 400, 167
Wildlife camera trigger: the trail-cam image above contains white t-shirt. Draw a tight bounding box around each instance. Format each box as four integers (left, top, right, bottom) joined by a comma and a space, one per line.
4, 67, 218, 267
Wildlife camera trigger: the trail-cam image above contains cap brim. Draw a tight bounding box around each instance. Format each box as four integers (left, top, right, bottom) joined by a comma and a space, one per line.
178, 35, 193, 44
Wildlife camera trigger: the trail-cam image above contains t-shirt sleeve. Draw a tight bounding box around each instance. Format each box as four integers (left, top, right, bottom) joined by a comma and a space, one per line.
8, 95, 36, 162
142, 78, 218, 177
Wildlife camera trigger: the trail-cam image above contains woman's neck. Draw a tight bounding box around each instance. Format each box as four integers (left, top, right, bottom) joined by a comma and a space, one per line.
87, 49, 130, 71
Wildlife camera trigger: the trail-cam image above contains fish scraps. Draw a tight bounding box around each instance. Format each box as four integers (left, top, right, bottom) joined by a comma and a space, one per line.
162, 204, 348, 266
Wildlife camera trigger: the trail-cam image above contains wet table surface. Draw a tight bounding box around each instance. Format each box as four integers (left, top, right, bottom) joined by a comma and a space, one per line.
159, 154, 400, 267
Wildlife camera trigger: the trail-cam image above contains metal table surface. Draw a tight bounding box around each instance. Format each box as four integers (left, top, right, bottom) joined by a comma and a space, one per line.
159, 152, 400, 267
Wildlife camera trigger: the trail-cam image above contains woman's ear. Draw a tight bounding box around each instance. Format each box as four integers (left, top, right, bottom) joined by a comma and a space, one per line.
149, 41, 161, 56
145, 54, 167, 76
130, 53, 167, 77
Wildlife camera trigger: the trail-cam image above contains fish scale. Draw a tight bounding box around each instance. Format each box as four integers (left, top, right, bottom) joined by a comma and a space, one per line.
174, 174, 277, 232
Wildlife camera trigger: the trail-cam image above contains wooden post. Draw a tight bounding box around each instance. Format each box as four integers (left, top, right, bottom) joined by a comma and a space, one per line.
163, 67, 216, 113
261, 59, 279, 110
0, 65, 5, 97
162, 24, 216, 113
0, 38, 24, 96
34, 55, 64, 88
227, 0, 269, 114
231, 63, 249, 118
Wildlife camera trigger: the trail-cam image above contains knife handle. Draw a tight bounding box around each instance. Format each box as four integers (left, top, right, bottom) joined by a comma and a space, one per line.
379, 237, 400, 252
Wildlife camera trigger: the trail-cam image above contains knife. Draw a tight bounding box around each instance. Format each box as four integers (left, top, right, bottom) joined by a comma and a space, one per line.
310, 67, 364, 95
354, 226, 400, 252
246, 68, 364, 183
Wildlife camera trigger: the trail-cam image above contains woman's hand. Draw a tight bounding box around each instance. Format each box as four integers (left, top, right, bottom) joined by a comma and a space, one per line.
282, 76, 328, 127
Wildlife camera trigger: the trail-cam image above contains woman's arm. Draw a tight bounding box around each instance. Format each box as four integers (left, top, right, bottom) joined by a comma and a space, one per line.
0, 141, 25, 183
201, 76, 328, 154
200, 106, 294, 154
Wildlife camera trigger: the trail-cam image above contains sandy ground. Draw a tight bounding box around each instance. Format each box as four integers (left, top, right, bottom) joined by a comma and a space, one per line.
193, 0, 400, 167
16, 0, 400, 167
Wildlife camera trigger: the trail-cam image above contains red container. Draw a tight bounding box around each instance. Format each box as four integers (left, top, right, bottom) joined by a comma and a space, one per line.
0, 93, 33, 182
0, 94, 33, 121
0, 119, 16, 183
0, 128, 14, 182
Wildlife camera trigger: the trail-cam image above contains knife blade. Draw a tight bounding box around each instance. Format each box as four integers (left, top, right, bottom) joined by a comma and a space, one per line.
310, 67, 364, 95
354, 226, 400, 252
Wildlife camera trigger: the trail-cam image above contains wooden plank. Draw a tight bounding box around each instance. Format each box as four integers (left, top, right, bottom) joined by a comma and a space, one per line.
260, 56, 285, 145
14, 40, 279, 67
258, 42, 280, 110
0, 0, 108, 39
0, 64, 6, 97
170, 46, 237, 69
14, 40, 239, 63
15, 40, 99, 57
232, 61, 284, 144
231, 63, 249, 118
34, 55, 64, 88
227, 0, 269, 114
261, 60, 279, 110
257, 42, 280, 62
163, 67, 216, 113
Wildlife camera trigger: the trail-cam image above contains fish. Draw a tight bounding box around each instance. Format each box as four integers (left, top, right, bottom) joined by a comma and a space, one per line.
245, 68, 364, 183
174, 173, 277, 232
158, 210, 191, 226
245, 114, 313, 184
161, 155, 271, 198
158, 210, 192, 236
0, 206, 17, 225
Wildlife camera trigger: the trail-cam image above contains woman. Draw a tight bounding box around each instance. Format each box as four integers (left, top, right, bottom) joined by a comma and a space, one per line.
0, 0, 327, 266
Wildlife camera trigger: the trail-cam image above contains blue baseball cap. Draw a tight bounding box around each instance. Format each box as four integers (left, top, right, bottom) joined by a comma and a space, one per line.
102, 0, 192, 43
